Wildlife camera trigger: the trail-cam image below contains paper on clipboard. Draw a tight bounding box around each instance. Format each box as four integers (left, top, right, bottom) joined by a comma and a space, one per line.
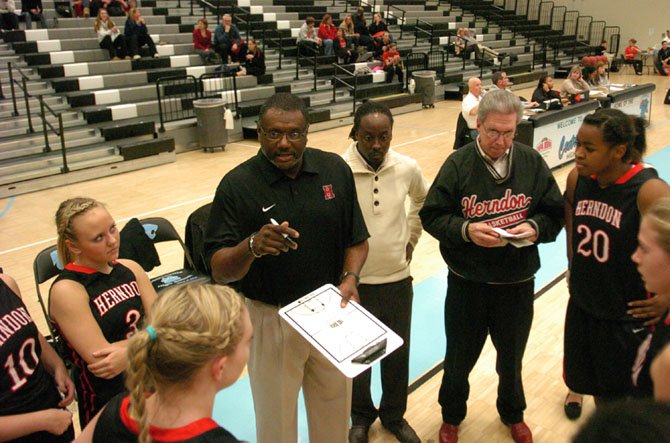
278, 284, 403, 378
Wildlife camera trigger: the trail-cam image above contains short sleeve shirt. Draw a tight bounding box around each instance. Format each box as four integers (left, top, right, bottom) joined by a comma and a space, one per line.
205, 148, 369, 306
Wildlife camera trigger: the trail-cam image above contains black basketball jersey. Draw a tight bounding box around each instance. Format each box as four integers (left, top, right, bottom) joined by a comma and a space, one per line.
93, 393, 240, 443
50, 261, 145, 426
569, 164, 659, 320
0, 278, 74, 443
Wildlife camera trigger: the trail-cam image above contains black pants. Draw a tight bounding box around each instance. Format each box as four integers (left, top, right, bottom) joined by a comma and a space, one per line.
351, 277, 413, 427
439, 272, 534, 425
654, 59, 668, 76
385, 64, 403, 84
216, 42, 246, 63
99, 34, 128, 59
128, 33, 156, 57
625, 59, 643, 74
336, 48, 356, 64
0, 12, 19, 30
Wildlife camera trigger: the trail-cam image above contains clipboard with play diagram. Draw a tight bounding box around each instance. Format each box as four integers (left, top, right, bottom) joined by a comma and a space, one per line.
278, 284, 404, 378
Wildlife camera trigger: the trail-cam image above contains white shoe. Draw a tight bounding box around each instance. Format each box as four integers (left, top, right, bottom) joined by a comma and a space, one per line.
153, 53, 159, 58
132, 54, 141, 60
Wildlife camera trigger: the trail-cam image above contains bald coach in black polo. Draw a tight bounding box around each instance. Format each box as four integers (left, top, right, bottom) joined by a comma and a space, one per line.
204, 92, 369, 443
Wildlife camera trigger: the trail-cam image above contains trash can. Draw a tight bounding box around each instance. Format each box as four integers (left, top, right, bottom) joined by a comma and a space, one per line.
412, 70, 436, 108
193, 98, 228, 151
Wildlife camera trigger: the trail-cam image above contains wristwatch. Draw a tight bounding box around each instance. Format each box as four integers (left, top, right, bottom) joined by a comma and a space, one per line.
340, 271, 360, 287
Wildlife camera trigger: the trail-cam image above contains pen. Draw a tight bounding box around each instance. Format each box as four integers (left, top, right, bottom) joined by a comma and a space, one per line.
270, 218, 289, 239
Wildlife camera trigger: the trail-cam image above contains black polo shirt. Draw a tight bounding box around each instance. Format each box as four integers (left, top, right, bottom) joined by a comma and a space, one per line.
204, 148, 369, 306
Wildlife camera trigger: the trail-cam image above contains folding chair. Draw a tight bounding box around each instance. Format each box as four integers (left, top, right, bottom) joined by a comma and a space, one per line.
138, 217, 211, 293
32, 245, 70, 363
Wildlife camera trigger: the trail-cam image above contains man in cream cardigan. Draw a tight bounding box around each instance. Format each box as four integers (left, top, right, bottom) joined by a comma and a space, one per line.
343, 101, 428, 443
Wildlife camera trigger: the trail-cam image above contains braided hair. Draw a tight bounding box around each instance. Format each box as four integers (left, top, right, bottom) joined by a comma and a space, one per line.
582, 108, 647, 163
125, 283, 245, 443
349, 100, 394, 139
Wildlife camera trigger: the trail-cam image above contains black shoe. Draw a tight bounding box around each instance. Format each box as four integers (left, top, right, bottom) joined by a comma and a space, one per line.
564, 393, 582, 420
348, 425, 369, 443
385, 419, 420, 443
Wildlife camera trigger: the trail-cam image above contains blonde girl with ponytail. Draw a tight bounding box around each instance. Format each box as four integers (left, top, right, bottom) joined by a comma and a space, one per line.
49, 197, 157, 427
76, 283, 251, 443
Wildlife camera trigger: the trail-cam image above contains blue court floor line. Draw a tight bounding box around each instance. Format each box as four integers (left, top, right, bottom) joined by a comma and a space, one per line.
213, 144, 670, 442
0, 196, 14, 220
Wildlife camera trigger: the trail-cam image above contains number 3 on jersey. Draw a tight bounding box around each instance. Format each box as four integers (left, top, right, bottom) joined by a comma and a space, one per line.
125, 309, 141, 338
576, 224, 610, 263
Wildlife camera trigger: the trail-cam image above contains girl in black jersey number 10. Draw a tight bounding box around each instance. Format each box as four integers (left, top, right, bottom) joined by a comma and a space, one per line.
76, 283, 252, 443
0, 272, 75, 442
49, 197, 157, 427
563, 109, 670, 415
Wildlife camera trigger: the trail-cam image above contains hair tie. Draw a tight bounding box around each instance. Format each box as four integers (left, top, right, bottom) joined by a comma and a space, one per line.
146, 325, 157, 341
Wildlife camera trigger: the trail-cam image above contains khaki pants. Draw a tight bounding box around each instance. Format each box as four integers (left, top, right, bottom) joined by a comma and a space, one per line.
245, 298, 351, 443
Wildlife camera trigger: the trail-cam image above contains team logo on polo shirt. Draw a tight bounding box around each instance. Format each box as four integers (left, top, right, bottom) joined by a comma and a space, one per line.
322, 184, 335, 200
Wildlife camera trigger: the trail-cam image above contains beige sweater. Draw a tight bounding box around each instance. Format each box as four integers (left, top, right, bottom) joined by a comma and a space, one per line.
342, 142, 428, 284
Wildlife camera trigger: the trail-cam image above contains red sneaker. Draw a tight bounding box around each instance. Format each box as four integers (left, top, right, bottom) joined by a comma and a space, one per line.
439, 422, 459, 443
508, 422, 533, 443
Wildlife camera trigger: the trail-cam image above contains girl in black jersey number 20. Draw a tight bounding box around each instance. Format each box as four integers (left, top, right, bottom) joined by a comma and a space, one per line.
49, 197, 157, 427
563, 109, 670, 415
76, 283, 253, 443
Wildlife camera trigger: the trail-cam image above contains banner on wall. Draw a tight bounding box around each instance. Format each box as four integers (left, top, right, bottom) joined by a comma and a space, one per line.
531, 113, 588, 169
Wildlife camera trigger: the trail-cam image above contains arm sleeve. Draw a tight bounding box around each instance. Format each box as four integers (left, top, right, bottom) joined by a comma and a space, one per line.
407, 162, 429, 247
526, 157, 565, 243
419, 157, 470, 248
203, 179, 245, 266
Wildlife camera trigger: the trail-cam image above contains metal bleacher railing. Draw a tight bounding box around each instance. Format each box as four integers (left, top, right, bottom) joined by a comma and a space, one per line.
296, 42, 319, 92
414, 19, 434, 53
331, 63, 359, 116
7, 62, 68, 172
155, 72, 238, 133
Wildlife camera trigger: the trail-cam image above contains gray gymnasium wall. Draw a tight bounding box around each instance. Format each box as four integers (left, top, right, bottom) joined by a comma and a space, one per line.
547, 0, 668, 51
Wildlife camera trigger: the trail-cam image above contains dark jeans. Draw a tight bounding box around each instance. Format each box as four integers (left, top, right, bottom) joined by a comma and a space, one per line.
128, 33, 156, 57
0, 12, 19, 30
99, 34, 128, 59
654, 59, 668, 76
385, 64, 403, 84
624, 59, 643, 74
336, 48, 356, 64
351, 277, 414, 427
215, 41, 246, 63
22, 11, 47, 29
438, 272, 534, 425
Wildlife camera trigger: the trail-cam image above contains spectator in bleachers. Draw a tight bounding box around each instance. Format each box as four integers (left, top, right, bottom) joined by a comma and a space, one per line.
297, 16, 322, 56
339, 14, 358, 46
531, 75, 565, 106
95, 9, 129, 60
662, 30, 670, 44
560, 65, 590, 102
214, 14, 245, 64
623, 38, 643, 75
655, 40, 670, 76
193, 18, 221, 65
72, 0, 90, 18
353, 7, 375, 52
368, 12, 388, 40
317, 14, 336, 57
335, 27, 356, 64
0, 0, 19, 31
374, 31, 392, 59
237, 38, 265, 77
454, 28, 482, 64
21, 0, 47, 29
125, 8, 157, 60
90, 0, 125, 17
383, 42, 403, 84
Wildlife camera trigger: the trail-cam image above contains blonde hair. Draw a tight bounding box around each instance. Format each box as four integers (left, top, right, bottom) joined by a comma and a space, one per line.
93, 9, 115, 32
125, 283, 245, 443
645, 197, 670, 255
55, 197, 104, 266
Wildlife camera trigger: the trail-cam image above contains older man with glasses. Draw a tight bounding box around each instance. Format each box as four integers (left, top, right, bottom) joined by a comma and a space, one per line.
420, 89, 564, 443
204, 92, 369, 443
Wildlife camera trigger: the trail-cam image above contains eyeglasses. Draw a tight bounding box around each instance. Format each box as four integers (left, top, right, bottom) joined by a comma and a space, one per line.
258, 125, 307, 142
482, 127, 515, 141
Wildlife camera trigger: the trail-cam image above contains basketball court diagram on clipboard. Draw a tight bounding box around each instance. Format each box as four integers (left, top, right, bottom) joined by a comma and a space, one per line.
279, 284, 403, 378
